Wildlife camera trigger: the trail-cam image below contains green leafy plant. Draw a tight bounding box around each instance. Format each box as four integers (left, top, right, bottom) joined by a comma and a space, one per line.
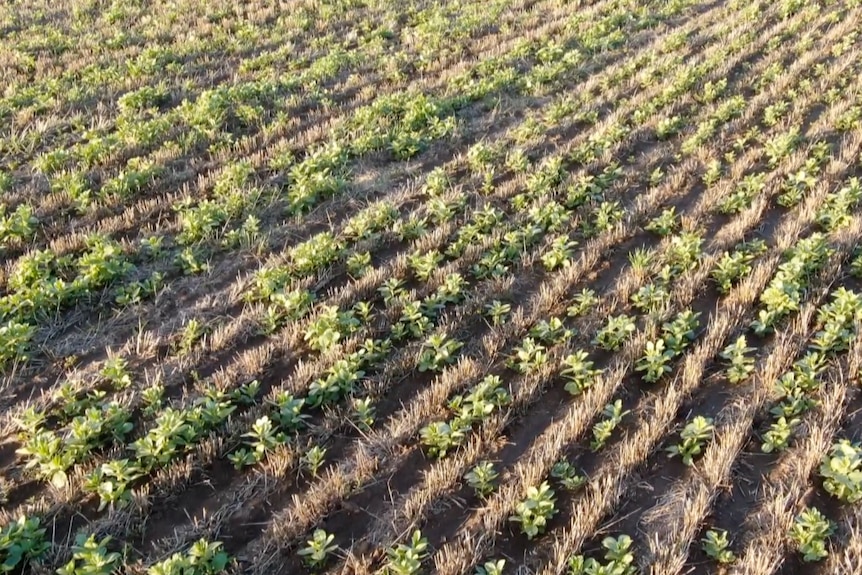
542, 235, 577, 270
16, 406, 48, 437
346, 251, 372, 278
702, 159, 723, 187
420, 421, 467, 459
175, 246, 209, 275
269, 392, 309, 432
222, 215, 261, 249
630, 283, 669, 314
101, 356, 132, 390
304, 306, 360, 352
0, 320, 35, 367
303, 445, 327, 476
465, 461, 499, 498
115, 273, 164, 306
0, 204, 38, 248
394, 216, 428, 242
718, 172, 766, 214
354, 300, 375, 325
147, 538, 230, 575
629, 249, 655, 275
298, 529, 337, 569
351, 397, 375, 430
568, 534, 636, 575
141, 384, 165, 418
551, 459, 586, 491
661, 232, 703, 278
289, 232, 343, 277
384, 531, 429, 575
752, 234, 832, 335
16, 430, 75, 488
811, 288, 862, 353
86, 459, 143, 511
567, 289, 598, 317
778, 164, 819, 207
450, 375, 511, 423
817, 178, 862, 232
645, 207, 679, 236
485, 300, 512, 326
819, 440, 862, 503
510, 482, 557, 539
602, 535, 635, 570
529, 200, 568, 233
761, 416, 800, 453
408, 250, 444, 281
771, 378, 815, 419
591, 400, 628, 451
561, 350, 602, 396
176, 319, 206, 356
507, 337, 548, 373
227, 449, 257, 470
594, 314, 636, 351
344, 203, 397, 240
662, 310, 700, 355
789, 507, 834, 562
764, 127, 800, 167
277, 140, 345, 209
427, 194, 466, 224
396, 301, 434, 340
636, 339, 673, 383
475, 559, 506, 575
243, 416, 285, 464
57, 534, 121, 575
0, 515, 49, 573
176, 198, 228, 245
666, 416, 714, 466
586, 200, 624, 236
231, 380, 261, 406
656, 115, 684, 140
719, 336, 756, 383
421, 376, 509, 459
309, 356, 365, 408
763, 100, 789, 127
140, 236, 164, 259
418, 334, 463, 372
701, 529, 735, 564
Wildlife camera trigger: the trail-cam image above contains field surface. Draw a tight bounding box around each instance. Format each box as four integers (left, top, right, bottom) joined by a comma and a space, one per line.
1, 0, 862, 574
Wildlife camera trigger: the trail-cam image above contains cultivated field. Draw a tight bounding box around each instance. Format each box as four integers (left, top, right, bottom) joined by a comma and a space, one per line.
1, 0, 862, 574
